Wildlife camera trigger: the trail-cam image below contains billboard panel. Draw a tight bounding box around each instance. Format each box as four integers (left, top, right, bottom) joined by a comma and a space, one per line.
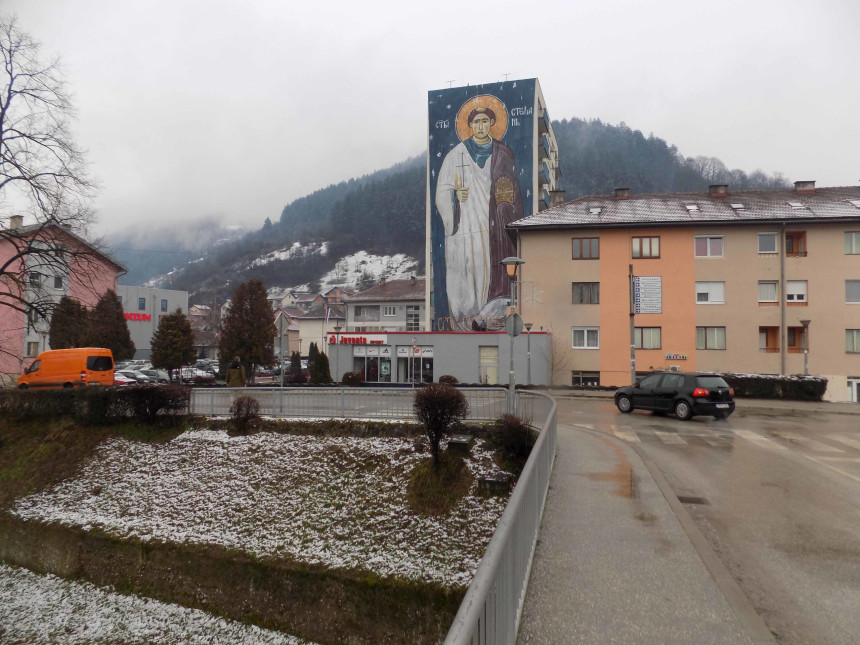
428, 79, 537, 330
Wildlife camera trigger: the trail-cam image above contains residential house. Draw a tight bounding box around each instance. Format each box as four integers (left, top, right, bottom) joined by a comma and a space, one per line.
346, 278, 426, 333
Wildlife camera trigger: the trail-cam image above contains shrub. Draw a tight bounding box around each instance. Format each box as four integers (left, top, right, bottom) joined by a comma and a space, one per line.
309, 352, 333, 384
117, 384, 190, 424
438, 374, 458, 385
490, 414, 534, 476
720, 373, 828, 401
342, 371, 363, 387
287, 351, 307, 385
230, 395, 260, 434
413, 384, 469, 468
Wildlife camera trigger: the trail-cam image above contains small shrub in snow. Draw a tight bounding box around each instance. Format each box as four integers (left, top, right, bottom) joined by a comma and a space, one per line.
413, 384, 469, 468
341, 371, 362, 387
438, 375, 458, 385
489, 414, 534, 476
230, 395, 260, 434
719, 373, 828, 401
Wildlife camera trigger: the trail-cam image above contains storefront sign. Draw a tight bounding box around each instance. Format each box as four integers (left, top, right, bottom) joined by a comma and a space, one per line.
421, 348, 434, 358
665, 353, 687, 360
328, 333, 387, 345
634, 276, 662, 314
367, 347, 379, 357
124, 313, 151, 322
396, 347, 410, 357
354, 347, 367, 357
380, 347, 392, 357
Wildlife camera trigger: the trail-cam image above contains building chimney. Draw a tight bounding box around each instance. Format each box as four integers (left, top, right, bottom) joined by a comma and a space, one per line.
614, 188, 630, 200
794, 180, 815, 195
9, 215, 23, 230
410, 275, 416, 286
709, 185, 728, 197
549, 190, 566, 207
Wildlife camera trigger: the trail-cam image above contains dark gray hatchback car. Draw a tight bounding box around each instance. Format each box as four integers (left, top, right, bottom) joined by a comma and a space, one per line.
614, 372, 735, 420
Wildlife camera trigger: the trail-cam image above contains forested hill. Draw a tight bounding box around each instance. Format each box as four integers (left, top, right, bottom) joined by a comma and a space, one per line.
131, 118, 789, 300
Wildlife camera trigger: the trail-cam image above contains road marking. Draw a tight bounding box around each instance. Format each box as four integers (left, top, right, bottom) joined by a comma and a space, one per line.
773, 433, 844, 453
655, 431, 687, 444
804, 456, 860, 483
813, 456, 860, 463
731, 429, 787, 449
612, 429, 640, 442
826, 434, 860, 451
702, 437, 730, 447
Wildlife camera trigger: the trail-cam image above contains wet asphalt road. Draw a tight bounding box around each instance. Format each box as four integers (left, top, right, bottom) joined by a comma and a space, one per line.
558, 399, 860, 645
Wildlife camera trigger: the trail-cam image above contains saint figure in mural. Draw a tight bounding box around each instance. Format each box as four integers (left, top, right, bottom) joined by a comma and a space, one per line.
435, 97, 523, 326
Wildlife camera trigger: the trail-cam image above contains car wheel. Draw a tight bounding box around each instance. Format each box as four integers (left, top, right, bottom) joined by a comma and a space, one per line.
18, 384, 28, 390
616, 394, 633, 413
159, 379, 168, 384
674, 400, 693, 421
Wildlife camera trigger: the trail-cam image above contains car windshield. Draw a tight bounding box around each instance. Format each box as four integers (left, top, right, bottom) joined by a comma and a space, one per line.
696, 376, 730, 389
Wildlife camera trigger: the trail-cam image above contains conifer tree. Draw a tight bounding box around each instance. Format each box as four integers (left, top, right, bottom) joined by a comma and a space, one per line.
83, 289, 135, 361
48, 296, 88, 349
218, 279, 275, 380
309, 351, 332, 384
151, 309, 196, 382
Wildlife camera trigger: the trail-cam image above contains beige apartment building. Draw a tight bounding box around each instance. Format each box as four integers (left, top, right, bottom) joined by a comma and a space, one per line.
510, 182, 860, 402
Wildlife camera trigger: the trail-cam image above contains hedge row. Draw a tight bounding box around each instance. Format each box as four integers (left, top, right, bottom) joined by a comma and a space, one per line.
0, 385, 191, 425
719, 373, 828, 401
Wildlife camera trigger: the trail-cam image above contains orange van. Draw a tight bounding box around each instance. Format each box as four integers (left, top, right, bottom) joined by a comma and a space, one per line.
17, 348, 115, 390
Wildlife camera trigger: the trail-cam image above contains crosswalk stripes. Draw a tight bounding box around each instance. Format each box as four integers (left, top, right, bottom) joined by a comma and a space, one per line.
731, 429, 788, 449
611, 429, 640, 442
654, 431, 687, 445
771, 432, 845, 453
825, 434, 860, 451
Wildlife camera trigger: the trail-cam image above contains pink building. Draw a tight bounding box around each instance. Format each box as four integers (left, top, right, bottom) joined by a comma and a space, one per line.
0, 217, 125, 376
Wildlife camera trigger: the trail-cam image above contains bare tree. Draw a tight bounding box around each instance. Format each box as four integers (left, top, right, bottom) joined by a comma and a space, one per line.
0, 17, 105, 365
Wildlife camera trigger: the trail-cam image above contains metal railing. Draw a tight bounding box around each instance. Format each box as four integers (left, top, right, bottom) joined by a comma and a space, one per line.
444, 391, 557, 645
188, 386, 558, 644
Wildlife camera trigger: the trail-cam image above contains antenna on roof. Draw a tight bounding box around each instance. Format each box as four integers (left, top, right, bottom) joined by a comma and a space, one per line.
446, 80, 455, 88
502, 73, 510, 81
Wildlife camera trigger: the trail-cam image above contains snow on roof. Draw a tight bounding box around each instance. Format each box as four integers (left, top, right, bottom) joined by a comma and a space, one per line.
12, 430, 509, 589
347, 279, 426, 302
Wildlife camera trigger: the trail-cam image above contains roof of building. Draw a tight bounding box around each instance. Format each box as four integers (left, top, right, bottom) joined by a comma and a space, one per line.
510, 186, 860, 230
296, 301, 346, 321
346, 279, 426, 303
7, 222, 127, 272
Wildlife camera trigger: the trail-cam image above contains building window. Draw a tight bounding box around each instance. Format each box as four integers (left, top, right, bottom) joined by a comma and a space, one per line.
845, 232, 860, 254
571, 371, 600, 386
758, 232, 778, 253
847, 330, 860, 353
759, 327, 779, 352
572, 237, 599, 259
632, 236, 660, 258
406, 305, 420, 331
786, 280, 807, 303
28, 272, 41, 287
786, 231, 807, 257
694, 236, 723, 257
138, 297, 146, 310
572, 327, 599, 349
696, 326, 726, 350
695, 281, 725, 304
758, 281, 778, 303
847, 280, 860, 303
634, 327, 662, 349
161, 299, 168, 312
572, 282, 599, 304
26, 341, 40, 357
53, 276, 63, 289
382, 305, 396, 317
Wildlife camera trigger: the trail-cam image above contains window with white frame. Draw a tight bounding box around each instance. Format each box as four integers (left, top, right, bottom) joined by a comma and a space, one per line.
758, 232, 778, 253
758, 281, 778, 303
847, 330, 860, 353
572, 327, 599, 349
406, 305, 421, 331
694, 236, 723, 257
53, 276, 63, 289
786, 280, 807, 302
634, 327, 662, 349
632, 236, 660, 258
695, 281, 725, 304
696, 326, 726, 350
847, 280, 860, 303
138, 297, 146, 310
382, 305, 396, 317
846, 232, 860, 255
26, 342, 40, 357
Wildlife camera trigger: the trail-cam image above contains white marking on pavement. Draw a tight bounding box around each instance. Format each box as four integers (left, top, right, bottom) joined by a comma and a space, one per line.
774, 433, 844, 453
731, 429, 787, 449
825, 434, 860, 451
612, 430, 640, 442
655, 431, 687, 445
804, 456, 860, 483
813, 456, 860, 463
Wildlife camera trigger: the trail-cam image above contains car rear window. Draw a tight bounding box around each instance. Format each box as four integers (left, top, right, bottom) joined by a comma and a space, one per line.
696, 376, 729, 389
87, 356, 114, 371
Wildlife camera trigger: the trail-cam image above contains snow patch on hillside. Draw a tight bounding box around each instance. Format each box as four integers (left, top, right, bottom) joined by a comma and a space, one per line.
250, 241, 329, 268
319, 251, 419, 290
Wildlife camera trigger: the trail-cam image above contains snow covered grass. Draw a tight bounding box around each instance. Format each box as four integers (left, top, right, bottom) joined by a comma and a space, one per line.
0, 563, 315, 644
250, 241, 328, 268
12, 429, 510, 589
318, 251, 418, 291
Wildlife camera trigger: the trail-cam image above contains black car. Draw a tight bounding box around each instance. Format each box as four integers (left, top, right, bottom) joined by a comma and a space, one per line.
614, 372, 735, 420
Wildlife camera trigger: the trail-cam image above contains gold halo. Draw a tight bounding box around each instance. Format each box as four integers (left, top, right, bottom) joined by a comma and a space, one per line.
455, 95, 508, 142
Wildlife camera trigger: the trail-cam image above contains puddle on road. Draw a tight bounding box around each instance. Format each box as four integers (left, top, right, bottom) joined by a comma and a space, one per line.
583, 436, 635, 498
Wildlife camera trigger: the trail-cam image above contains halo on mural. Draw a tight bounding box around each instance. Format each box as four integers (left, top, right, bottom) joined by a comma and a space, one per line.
455, 95, 508, 142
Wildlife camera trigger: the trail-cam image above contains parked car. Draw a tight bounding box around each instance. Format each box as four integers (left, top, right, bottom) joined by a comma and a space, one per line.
116, 369, 152, 383
139, 368, 170, 384
113, 372, 136, 386
178, 367, 216, 385
614, 372, 735, 420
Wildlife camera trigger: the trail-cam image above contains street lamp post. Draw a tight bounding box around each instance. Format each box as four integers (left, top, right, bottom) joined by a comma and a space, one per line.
333, 325, 342, 382
800, 319, 811, 376
525, 322, 533, 386
501, 256, 525, 414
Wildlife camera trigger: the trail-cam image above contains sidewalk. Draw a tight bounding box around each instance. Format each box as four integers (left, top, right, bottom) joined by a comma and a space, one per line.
517, 422, 773, 644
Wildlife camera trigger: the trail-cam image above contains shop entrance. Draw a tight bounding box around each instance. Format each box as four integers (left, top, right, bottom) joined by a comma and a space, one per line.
352, 347, 392, 383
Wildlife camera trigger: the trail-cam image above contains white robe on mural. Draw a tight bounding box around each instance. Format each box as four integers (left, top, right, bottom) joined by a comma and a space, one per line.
435, 141, 492, 322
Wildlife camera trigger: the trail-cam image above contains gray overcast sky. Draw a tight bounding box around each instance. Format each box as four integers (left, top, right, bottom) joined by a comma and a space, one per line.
5, 0, 860, 235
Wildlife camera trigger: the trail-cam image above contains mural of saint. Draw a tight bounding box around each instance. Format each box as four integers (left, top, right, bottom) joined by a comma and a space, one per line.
435, 95, 523, 327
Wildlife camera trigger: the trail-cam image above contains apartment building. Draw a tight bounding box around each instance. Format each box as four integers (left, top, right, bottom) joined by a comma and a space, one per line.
511, 182, 860, 402
346, 278, 426, 333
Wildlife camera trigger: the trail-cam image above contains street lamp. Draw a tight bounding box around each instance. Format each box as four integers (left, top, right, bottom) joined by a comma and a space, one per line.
501, 256, 524, 413
40, 330, 48, 351
800, 319, 811, 376
525, 322, 533, 385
